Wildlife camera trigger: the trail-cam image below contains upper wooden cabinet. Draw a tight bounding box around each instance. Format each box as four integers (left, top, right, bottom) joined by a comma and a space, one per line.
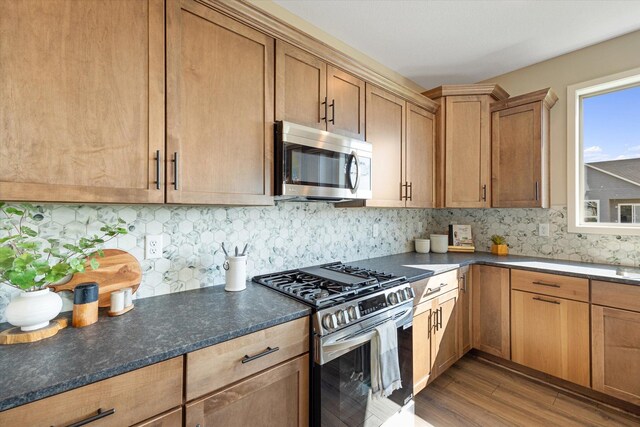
491, 88, 558, 208
471, 264, 510, 359
406, 103, 437, 208
276, 42, 365, 140
0, 0, 165, 204
166, 0, 274, 205
424, 85, 508, 208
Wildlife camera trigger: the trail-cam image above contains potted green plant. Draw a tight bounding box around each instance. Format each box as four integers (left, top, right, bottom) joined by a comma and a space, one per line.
490, 235, 509, 256
0, 203, 127, 331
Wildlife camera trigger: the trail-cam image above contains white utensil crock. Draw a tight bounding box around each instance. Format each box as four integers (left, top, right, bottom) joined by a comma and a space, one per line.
224, 255, 247, 292
415, 239, 431, 253
5, 288, 63, 331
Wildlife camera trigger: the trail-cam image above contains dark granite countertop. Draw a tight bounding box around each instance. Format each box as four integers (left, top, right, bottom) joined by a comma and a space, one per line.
2, 250, 639, 412
347, 251, 640, 286
0, 283, 310, 412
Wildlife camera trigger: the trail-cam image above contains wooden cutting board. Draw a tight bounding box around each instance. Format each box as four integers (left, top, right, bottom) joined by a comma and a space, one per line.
49, 249, 142, 307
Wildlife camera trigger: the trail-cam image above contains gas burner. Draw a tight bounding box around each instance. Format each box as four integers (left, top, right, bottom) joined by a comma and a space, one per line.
253, 262, 406, 307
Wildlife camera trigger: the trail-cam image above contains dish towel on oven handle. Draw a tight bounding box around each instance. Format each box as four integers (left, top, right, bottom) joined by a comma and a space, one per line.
371, 319, 402, 398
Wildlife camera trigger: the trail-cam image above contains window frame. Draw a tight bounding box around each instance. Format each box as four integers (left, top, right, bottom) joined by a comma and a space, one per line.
617, 203, 640, 224
567, 66, 640, 236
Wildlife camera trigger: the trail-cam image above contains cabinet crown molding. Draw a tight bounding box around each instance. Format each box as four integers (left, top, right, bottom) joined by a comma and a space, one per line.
491, 87, 558, 111
422, 84, 510, 101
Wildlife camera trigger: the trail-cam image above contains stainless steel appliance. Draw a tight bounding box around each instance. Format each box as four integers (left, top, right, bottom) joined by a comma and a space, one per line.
253, 262, 414, 427
274, 121, 373, 202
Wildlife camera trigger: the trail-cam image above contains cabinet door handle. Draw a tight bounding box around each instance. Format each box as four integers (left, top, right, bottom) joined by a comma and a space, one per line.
154, 150, 161, 190
321, 97, 328, 123
172, 152, 179, 190
532, 281, 560, 288
66, 408, 115, 427
460, 274, 467, 293
438, 307, 443, 330
241, 346, 279, 364
533, 296, 560, 305
329, 99, 335, 125
425, 285, 442, 296
428, 312, 432, 338
408, 182, 413, 201
482, 184, 487, 201
535, 181, 539, 201
400, 182, 407, 201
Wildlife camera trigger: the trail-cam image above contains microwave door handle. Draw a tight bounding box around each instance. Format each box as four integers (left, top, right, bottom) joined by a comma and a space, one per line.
348, 151, 360, 193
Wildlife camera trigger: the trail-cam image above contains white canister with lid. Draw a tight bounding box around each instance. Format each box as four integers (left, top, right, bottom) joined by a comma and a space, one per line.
430, 234, 449, 253
224, 255, 247, 292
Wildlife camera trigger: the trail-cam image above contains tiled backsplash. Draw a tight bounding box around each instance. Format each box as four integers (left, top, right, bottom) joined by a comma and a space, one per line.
430, 206, 640, 266
3, 203, 640, 323
0, 203, 430, 322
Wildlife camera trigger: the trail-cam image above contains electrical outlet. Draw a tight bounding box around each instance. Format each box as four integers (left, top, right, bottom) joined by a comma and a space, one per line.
373, 223, 379, 238
539, 223, 550, 237
145, 235, 163, 259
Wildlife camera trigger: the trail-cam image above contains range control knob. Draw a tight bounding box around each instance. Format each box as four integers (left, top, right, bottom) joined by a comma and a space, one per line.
387, 292, 398, 306
322, 313, 338, 330
396, 290, 406, 302
404, 287, 414, 300
347, 305, 359, 321
336, 309, 350, 326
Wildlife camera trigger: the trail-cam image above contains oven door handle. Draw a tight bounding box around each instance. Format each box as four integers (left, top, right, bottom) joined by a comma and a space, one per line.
322, 306, 412, 354
347, 151, 360, 193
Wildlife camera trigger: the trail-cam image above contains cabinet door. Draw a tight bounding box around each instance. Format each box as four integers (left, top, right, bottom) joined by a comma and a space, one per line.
186, 354, 309, 427
492, 102, 545, 207
166, 0, 274, 205
406, 103, 436, 208
472, 265, 510, 359
432, 289, 459, 378
444, 95, 491, 207
275, 41, 327, 130
327, 65, 365, 140
413, 304, 433, 395
458, 268, 472, 356
134, 408, 182, 427
0, 0, 165, 204
511, 290, 590, 387
592, 305, 640, 405
365, 84, 405, 207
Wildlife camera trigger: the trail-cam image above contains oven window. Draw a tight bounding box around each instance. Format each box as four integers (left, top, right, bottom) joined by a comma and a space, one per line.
285, 143, 353, 188
317, 327, 413, 427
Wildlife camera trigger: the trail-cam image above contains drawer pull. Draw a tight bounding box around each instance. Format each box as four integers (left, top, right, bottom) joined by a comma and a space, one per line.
533, 296, 560, 305
425, 285, 443, 296
532, 281, 560, 288
241, 346, 279, 364
66, 408, 115, 427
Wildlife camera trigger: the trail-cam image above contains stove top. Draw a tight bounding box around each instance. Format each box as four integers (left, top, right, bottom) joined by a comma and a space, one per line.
252, 262, 407, 308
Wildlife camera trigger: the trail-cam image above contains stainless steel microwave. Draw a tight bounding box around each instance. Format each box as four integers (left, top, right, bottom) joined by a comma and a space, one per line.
274, 121, 372, 202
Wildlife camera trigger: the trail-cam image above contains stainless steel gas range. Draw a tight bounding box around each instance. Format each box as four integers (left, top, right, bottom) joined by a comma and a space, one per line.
253, 262, 414, 427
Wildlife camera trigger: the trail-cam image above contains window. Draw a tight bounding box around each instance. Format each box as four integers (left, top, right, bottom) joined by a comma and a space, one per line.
568, 67, 640, 235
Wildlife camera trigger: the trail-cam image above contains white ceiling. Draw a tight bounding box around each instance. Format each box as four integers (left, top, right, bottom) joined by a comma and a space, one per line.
273, 0, 640, 89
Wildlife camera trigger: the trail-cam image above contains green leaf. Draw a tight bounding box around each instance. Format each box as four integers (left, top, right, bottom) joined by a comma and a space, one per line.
16, 241, 41, 251
5, 207, 24, 216
7, 268, 37, 289
0, 202, 5, 209
0, 235, 19, 244
116, 227, 128, 234
32, 260, 51, 275
0, 246, 15, 260
89, 257, 100, 270
118, 218, 126, 224
63, 243, 83, 254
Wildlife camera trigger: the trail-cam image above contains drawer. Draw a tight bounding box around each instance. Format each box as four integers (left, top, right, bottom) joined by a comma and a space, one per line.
412, 270, 459, 306
511, 269, 589, 302
592, 280, 640, 312
186, 316, 309, 401
0, 357, 183, 427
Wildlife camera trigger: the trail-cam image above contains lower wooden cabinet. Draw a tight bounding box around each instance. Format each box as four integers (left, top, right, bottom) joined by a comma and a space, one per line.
458, 266, 472, 355
0, 357, 183, 427
186, 354, 309, 427
431, 289, 460, 378
134, 408, 183, 427
472, 265, 510, 359
592, 304, 640, 405
511, 290, 590, 387
413, 300, 433, 395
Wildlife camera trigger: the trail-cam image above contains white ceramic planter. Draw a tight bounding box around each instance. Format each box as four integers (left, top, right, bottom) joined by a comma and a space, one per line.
5, 288, 63, 331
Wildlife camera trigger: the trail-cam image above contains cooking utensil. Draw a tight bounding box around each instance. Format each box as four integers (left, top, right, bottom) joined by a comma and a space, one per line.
49, 249, 141, 307
241, 243, 249, 256
221, 242, 229, 257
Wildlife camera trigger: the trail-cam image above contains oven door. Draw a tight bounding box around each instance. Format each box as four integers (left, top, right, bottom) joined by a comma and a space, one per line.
276, 121, 372, 200
313, 303, 413, 427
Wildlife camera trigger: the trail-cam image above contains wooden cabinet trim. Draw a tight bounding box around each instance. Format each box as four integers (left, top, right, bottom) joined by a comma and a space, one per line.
423, 84, 509, 101
490, 87, 558, 111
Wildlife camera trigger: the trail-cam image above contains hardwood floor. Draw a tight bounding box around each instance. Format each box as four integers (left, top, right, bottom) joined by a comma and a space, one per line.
409, 355, 640, 427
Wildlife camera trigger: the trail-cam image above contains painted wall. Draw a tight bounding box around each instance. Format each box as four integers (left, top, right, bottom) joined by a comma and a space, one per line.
0, 203, 430, 322
479, 30, 640, 206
